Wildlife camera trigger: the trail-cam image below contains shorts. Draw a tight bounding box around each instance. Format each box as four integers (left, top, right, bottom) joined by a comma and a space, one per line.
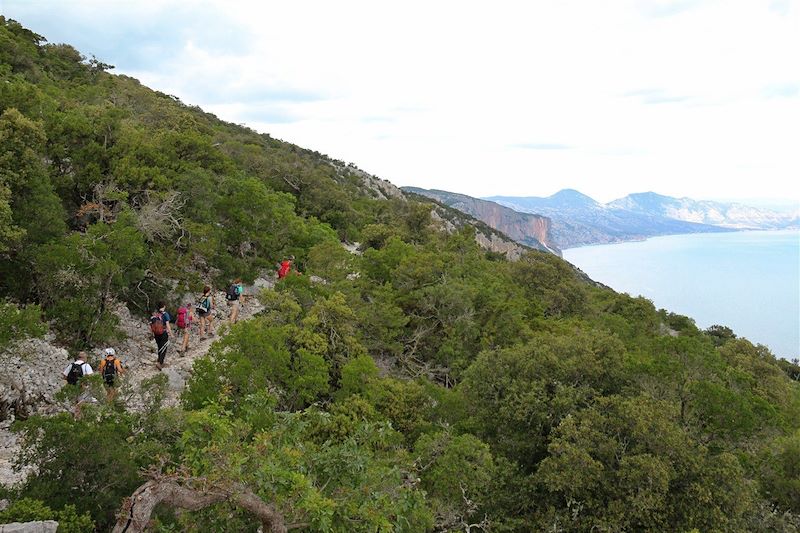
196, 309, 209, 318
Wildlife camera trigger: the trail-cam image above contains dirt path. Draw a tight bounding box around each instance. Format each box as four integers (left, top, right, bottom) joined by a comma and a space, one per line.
121, 293, 265, 410
0, 284, 270, 488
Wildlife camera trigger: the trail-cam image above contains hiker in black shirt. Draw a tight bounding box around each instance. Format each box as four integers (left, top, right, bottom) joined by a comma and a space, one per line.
150, 302, 172, 370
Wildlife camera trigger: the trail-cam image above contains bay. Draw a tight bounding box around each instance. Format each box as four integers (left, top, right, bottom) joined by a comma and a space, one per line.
563, 230, 800, 360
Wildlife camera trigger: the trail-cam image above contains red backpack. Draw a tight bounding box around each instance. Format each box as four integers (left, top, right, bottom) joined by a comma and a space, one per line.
176, 307, 190, 328
150, 312, 166, 335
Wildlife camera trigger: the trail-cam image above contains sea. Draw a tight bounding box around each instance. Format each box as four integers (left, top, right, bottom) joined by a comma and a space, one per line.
563, 230, 800, 360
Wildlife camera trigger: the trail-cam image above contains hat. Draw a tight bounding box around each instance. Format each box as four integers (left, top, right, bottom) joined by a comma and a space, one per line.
104, 347, 116, 356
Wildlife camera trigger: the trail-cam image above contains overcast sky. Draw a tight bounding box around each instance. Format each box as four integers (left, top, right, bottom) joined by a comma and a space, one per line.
2, 0, 799, 205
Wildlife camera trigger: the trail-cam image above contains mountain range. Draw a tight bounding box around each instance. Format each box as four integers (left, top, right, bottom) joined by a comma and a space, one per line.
607, 192, 799, 230
405, 188, 797, 250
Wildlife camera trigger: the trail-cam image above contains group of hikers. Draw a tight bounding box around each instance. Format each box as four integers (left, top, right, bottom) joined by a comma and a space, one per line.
61, 257, 298, 395
61, 348, 124, 400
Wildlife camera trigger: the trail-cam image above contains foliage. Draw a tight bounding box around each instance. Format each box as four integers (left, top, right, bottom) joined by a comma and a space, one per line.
12, 406, 171, 530
0, 300, 45, 348
175, 403, 434, 532
1, 17, 799, 532
0, 497, 94, 532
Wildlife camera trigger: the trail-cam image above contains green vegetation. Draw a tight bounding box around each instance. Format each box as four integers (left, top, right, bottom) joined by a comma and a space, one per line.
1, 17, 799, 532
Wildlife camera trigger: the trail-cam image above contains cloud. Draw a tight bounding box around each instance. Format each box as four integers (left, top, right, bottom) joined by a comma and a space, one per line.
236, 105, 301, 125
2, 0, 252, 70
624, 89, 690, 105
3, 1, 799, 203
763, 83, 799, 99
769, 0, 791, 16
636, 0, 703, 18
511, 143, 572, 150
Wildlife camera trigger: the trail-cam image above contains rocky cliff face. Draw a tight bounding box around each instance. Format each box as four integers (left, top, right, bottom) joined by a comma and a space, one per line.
403, 188, 560, 255
451, 197, 557, 253
429, 210, 529, 260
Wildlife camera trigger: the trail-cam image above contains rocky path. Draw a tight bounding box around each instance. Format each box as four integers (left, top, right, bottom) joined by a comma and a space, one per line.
119, 291, 265, 410
0, 282, 271, 488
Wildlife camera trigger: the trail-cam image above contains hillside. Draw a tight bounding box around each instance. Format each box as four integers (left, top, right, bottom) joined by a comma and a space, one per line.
403, 187, 560, 255
488, 190, 732, 248
0, 18, 799, 533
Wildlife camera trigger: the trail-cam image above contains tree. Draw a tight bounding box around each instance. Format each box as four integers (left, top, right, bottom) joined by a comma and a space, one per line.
536, 395, 757, 532
34, 210, 147, 346
183, 317, 329, 412
414, 431, 496, 531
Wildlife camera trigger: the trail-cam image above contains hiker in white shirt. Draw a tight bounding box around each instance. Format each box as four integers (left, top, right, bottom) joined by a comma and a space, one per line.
62, 351, 94, 385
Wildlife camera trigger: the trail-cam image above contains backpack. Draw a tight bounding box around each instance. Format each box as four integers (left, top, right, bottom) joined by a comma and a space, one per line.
196, 295, 211, 313
278, 261, 291, 279
102, 357, 118, 385
225, 284, 239, 301
66, 362, 84, 385
150, 312, 166, 336
176, 307, 189, 328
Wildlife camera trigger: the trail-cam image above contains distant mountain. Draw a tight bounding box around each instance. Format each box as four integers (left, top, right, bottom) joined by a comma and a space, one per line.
608, 192, 800, 230
486, 191, 731, 248
402, 188, 560, 255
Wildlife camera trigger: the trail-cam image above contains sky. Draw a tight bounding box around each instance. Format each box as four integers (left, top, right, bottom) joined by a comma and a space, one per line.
2, 0, 799, 206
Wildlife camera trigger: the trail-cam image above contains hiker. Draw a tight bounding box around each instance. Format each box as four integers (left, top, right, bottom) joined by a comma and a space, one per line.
98, 347, 124, 400
176, 301, 194, 354
226, 278, 244, 324
196, 285, 215, 338
62, 351, 93, 385
150, 302, 172, 370
277, 255, 295, 279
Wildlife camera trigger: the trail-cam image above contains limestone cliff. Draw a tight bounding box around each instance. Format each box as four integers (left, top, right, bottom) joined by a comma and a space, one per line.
403, 187, 560, 255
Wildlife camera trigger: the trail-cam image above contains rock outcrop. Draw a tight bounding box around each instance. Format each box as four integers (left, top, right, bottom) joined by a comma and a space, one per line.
429, 208, 531, 260
0, 522, 58, 533
331, 162, 404, 201
0, 337, 72, 421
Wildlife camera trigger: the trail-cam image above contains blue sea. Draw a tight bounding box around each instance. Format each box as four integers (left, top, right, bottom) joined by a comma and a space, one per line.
563, 230, 800, 360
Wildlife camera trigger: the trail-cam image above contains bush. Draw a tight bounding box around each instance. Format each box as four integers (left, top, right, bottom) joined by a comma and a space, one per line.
0, 498, 94, 532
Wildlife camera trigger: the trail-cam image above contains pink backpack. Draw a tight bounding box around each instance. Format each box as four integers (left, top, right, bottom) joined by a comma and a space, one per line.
176, 307, 190, 328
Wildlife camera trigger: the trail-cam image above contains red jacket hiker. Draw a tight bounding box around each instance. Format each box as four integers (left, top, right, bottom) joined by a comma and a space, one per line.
278, 260, 292, 279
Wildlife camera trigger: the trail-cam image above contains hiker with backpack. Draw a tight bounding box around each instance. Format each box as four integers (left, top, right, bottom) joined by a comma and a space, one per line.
150, 302, 172, 370
98, 347, 124, 400
62, 351, 93, 385
226, 278, 244, 324
196, 285, 215, 338
277, 255, 295, 280
176, 301, 194, 354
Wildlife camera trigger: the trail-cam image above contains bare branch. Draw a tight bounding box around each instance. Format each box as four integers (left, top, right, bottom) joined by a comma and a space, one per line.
112, 474, 287, 533
281, 175, 301, 192
134, 191, 186, 242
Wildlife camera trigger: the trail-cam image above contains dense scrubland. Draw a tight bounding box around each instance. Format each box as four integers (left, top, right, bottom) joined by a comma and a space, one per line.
0, 18, 798, 532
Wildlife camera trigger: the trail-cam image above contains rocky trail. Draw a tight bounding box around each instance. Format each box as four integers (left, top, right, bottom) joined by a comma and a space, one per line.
0, 280, 271, 489
114, 288, 266, 411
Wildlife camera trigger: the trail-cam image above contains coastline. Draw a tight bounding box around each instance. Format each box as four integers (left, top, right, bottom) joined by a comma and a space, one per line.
560, 226, 798, 251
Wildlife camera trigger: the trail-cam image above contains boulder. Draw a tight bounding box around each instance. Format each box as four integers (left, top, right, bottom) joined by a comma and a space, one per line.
0, 521, 58, 533
0, 336, 71, 421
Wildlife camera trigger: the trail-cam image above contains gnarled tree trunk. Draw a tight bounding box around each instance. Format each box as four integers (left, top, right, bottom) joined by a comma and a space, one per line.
112, 477, 287, 533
